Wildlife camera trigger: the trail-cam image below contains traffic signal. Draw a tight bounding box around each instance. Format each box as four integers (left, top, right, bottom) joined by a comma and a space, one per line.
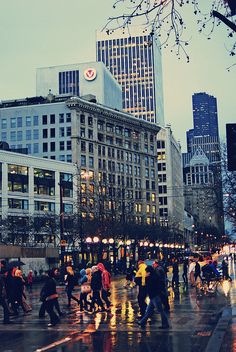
226, 123, 236, 171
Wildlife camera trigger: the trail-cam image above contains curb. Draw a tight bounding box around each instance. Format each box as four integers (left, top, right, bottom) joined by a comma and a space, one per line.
205, 306, 232, 352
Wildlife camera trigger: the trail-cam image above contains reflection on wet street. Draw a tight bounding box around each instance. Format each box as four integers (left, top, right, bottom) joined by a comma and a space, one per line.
1, 259, 236, 352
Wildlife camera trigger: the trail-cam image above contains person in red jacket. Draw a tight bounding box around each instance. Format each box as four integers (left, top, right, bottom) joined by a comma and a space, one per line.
97, 263, 111, 309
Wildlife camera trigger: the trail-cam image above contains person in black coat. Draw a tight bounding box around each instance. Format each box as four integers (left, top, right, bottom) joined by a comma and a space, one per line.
40, 270, 60, 327
138, 266, 169, 329
172, 259, 179, 288
90, 266, 105, 312
0, 270, 11, 324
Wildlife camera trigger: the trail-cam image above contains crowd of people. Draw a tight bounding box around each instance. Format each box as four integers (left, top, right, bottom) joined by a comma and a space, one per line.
0, 255, 232, 329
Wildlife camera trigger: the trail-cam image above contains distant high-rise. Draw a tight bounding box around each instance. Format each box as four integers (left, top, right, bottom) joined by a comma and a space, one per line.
96, 27, 164, 126
188, 92, 219, 141
182, 92, 224, 236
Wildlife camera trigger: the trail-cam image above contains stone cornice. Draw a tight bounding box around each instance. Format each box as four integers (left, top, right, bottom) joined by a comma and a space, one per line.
66, 97, 160, 133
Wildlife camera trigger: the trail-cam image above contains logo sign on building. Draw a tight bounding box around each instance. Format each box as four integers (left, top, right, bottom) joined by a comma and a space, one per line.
84, 68, 97, 81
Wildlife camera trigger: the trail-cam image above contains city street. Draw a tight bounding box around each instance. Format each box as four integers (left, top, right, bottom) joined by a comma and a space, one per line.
0, 261, 235, 352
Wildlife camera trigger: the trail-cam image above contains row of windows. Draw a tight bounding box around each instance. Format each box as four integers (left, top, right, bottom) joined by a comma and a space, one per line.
42, 141, 71, 152
1, 116, 39, 129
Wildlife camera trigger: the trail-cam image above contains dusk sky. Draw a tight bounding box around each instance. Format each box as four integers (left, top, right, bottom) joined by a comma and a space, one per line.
0, 0, 235, 151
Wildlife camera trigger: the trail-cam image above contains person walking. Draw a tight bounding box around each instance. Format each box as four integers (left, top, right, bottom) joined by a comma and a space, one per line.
172, 259, 179, 288
90, 266, 105, 312
65, 266, 79, 307
97, 263, 111, 310
40, 270, 60, 327
188, 259, 196, 287
27, 270, 33, 292
135, 260, 147, 318
39, 269, 63, 318
152, 261, 170, 312
182, 258, 189, 285
194, 259, 202, 284
138, 266, 169, 329
0, 270, 12, 324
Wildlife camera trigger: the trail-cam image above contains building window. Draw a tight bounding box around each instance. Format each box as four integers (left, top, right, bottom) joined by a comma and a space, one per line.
33, 143, 39, 153
80, 114, 85, 124
43, 143, 48, 152
66, 155, 72, 162
50, 128, 55, 138
60, 141, 65, 151
50, 142, 55, 152
1, 132, 7, 141
8, 198, 29, 210
67, 141, 71, 150
89, 156, 94, 168
26, 116, 31, 127
50, 114, 55, 124
33, 129, 39, 139
88, 116, 93, 126
26, 130, 31, 140
81, 155, 86, 166
26, 144, 31, 153
33, 116, 39, 126
66, 127, 71, 136
17, 117, 22, 127
81, 141, 86, 152
81, 128, 85, 138
43, 129, 48, 138
59, 127, 65, 137
11, 118, 16, 128
89, 143, 94, 153
35, 201, 55, 212
59, 155, 65, 161
10, 131, 16, 141
17, 131, 23, 141
59, 113, 64, 123
1, 118, 7, 129
42, 115, 47, 125
88, 129, 93, 139
66, 113, 71, 122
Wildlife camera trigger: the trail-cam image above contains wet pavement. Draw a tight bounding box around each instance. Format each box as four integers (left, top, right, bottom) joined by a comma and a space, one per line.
0, 260, 235, 352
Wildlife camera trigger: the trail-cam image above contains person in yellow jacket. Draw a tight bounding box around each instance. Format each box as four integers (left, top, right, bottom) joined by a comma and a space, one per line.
135, 260, 147, 317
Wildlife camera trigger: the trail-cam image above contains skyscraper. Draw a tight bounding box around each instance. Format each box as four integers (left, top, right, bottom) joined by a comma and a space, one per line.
188, 92, 219, 141
96, 27, 164, 126
182, 92, 224, 237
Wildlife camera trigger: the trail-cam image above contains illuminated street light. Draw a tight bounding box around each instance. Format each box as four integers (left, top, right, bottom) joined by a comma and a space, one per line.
86, 237, 92, 243
126, 240, 131, 246
93, 236, 99, 243
109, 238, 114, 244
102, 239, 108, 244
144, 241, 149, 247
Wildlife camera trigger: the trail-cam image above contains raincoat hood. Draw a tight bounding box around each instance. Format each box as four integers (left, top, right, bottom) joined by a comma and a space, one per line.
97, 263, 105, 272
135, 262, 147, 286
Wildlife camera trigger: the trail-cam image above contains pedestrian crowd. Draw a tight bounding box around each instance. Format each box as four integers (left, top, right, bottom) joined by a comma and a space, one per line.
0, 255, 232, 329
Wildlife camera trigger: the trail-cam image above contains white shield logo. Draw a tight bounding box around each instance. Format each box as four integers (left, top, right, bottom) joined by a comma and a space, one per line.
84, 68, 97, 81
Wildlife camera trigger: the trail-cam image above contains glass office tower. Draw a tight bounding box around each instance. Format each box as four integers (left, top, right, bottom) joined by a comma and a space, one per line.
96, 27, 164, 126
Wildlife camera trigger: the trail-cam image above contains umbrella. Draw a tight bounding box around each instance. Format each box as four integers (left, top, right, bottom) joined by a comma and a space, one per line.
7, 260, 25, 269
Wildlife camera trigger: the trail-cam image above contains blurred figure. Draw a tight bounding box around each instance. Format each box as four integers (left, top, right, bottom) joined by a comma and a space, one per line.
97, 263, 111, 310
14, 269, 30, 314
0, 268, 11, 324
79, 268, 92, 312
172, 259, 179, 288
90, 265, 105, 312
124, 265, 136, 288
65, 266, 79, 307
135, 260, 147, 318
221, 259, 231, 280
188, 259, 196, 287
138, 266, 169, 329
153, 261, 170, 312
194, 259, 202, 284
27, 270, 33, 292
182, 258, 189, 285
40, 270, 60, 327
